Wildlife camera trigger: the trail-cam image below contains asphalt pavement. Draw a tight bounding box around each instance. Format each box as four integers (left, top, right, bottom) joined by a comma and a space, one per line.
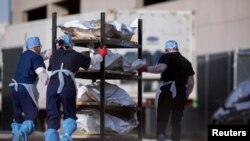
0, 131, 191, 141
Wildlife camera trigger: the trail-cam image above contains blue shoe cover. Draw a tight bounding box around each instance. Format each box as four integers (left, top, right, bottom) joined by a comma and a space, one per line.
45, 129, 60, 141
60, 118, 77, 141
19, 120, 35, 141
60, 134, 73, 141
11, 122, 21, 141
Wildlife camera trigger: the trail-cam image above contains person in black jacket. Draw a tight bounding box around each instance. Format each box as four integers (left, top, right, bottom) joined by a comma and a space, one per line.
44, 34, 107, 141
138, 40, 195, 141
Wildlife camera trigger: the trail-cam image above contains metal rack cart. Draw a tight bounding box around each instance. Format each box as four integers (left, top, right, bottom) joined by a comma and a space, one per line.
52, 12, 143, 141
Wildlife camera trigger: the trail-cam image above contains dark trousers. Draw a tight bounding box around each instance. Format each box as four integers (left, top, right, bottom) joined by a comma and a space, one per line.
46, 79, 77, 129
10, 85, 38, 124
156, 87, 186, 141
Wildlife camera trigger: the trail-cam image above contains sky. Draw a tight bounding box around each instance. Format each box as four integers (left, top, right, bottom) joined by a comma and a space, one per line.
0, 0, 10, 24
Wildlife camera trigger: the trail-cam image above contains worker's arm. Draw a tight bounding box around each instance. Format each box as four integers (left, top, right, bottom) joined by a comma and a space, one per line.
90, 54, 103, 65
138, 63, 167, 73
147, 63, 167, 73
35, 67, 49, 85
186, 75, 195, 96
40, 49, 52, 60
90, 47, 107, 65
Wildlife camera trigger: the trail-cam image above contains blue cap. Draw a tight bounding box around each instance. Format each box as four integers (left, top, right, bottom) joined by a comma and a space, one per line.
25, 37, 41, 49
165, 40, 178, 49
59, 34, 73, 46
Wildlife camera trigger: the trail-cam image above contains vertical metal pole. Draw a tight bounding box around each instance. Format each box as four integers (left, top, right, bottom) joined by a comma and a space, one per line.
52, 12, 57, 54
204, 55, 209, 141
227, 51, 233, 95
137, 19, 143, 140
100, 12, 105, 141
233, 48, 239, 89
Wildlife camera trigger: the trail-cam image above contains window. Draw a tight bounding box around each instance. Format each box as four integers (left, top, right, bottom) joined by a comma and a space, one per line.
144, 0, 176, 6
27, 6, 47, 21
55, 0, 80, 15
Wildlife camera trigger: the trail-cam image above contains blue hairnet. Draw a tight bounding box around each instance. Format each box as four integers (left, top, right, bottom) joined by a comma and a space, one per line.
165, 40, 178, 49
25, 37, 41, 49
59, 34, 73, 46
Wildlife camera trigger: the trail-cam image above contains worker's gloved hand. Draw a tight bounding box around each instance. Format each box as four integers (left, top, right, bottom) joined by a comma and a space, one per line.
40, 49, 52, 60
45, 49, 52, 59
45, 79, 49, 86
137, 65, 147, 73
98, 46, 107, 57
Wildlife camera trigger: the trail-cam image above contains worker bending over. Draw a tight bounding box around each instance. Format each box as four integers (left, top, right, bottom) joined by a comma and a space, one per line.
9, 37, 50, 141
44, 34, 107, 141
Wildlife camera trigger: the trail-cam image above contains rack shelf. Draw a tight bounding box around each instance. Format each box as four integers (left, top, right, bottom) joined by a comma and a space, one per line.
73, 39, 100, 47
75, 70, 139, 80
103, 38, 141, 48
77, 103, 141, 111
52, 12, 143, 141
73, 37, 141, 49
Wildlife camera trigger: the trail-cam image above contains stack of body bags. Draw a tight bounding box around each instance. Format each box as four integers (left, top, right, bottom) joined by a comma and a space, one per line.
76, 81, 139, 135
58, 19, 137, 41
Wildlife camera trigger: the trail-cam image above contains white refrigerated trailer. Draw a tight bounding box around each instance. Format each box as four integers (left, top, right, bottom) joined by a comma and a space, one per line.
112, 10, 196, 106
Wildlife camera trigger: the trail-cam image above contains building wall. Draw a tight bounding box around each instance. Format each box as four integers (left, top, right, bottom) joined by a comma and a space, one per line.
12, 0, 63, 23
11, 0, 250, 55
12, 0, 143, 23
142, 0, 250, 55
80, 0, 143, 13
0, 24, 6, 67
12, 0, 62, 11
